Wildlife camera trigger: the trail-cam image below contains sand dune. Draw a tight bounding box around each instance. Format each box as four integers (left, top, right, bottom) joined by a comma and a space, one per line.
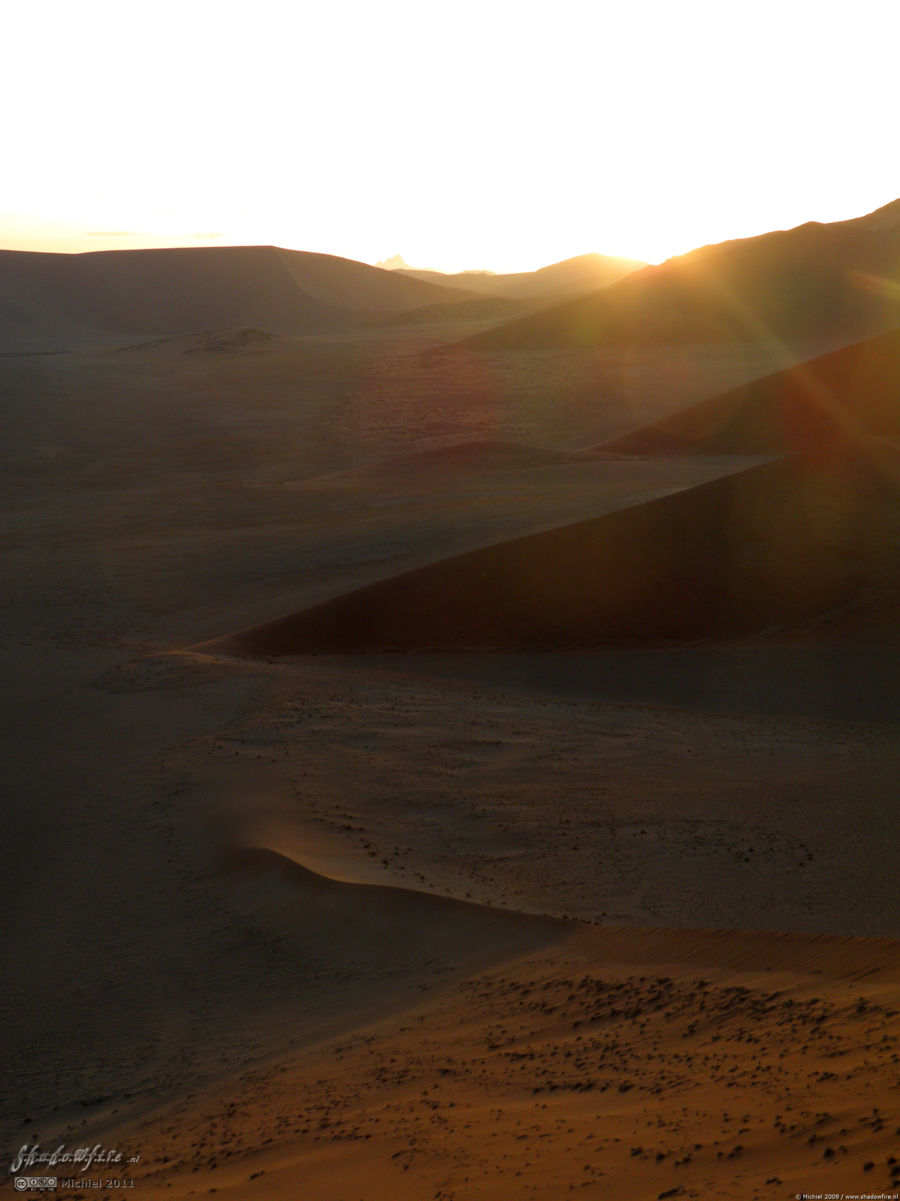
597, 326, 900, 455
201, 438, 900, 654
277, 248, 477, 313
228, 844, 565, 946
461, 197, 900, 349
0, 244, 478, 342
397, 251, 646, 300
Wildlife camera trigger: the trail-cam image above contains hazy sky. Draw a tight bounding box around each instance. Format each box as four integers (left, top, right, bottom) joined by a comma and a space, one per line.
2, 0, 897, 272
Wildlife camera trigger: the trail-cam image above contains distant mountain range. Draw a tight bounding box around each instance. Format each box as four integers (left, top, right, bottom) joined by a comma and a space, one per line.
460, 200, 900, 349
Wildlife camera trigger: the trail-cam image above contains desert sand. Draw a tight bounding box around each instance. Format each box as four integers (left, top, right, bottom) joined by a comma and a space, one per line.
100, 924, 900, 1200
2, 241, 899, 1201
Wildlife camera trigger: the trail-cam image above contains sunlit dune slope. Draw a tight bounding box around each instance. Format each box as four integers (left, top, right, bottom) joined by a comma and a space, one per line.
199, 438, 900, 654
597, 326, 900, 454
0, 244, 478, 340
460, 199, 900, 349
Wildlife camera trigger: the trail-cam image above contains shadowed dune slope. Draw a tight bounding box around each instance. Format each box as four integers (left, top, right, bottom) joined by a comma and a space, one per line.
597, 326, 900, 454
200, 439, 900, 654
0, 245, 477, 340
460, 198, 900, 349
274, 248, 477, 312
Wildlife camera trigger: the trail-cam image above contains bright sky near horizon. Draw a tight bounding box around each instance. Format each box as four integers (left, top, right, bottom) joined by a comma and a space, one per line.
2, 0, 897, 273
